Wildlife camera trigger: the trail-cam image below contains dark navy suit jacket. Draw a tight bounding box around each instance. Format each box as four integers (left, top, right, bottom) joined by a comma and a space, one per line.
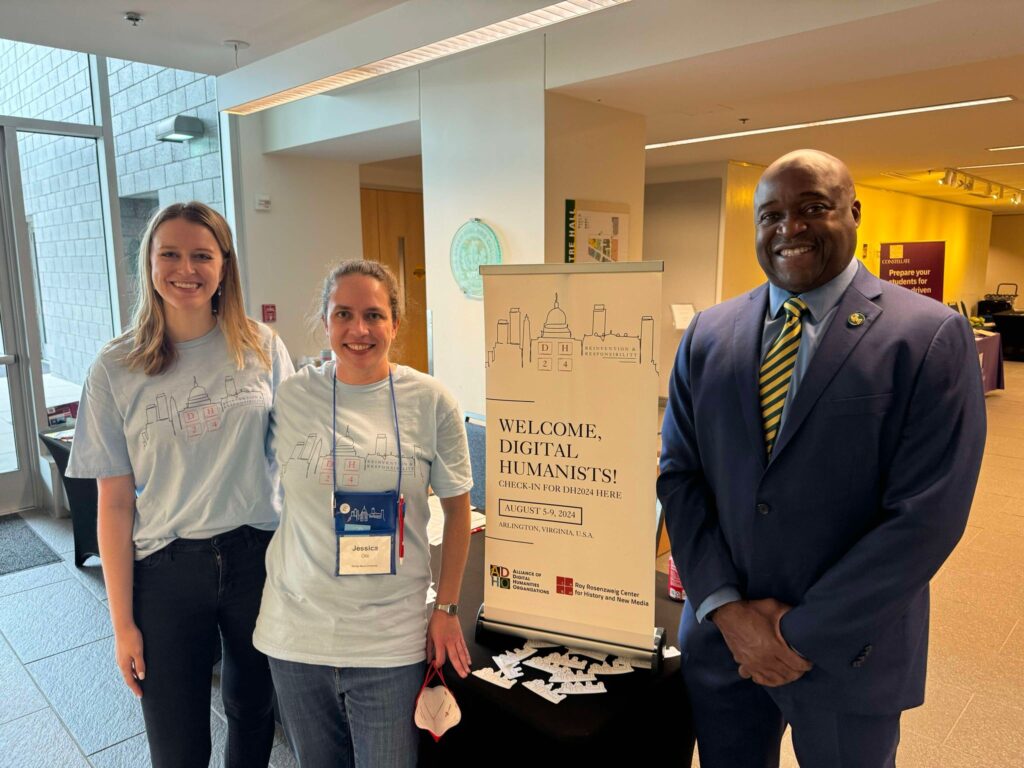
658, 264, 986, 713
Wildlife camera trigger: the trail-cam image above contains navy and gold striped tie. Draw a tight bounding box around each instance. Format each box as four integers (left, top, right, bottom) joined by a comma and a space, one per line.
760, 297, 808, 457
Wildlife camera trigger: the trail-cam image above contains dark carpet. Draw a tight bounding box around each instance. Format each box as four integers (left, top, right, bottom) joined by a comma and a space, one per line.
0, 513, 62, 576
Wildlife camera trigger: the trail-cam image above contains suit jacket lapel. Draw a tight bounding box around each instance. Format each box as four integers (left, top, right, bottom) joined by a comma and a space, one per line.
769, 265, 883, 462
733, 285, 769, 467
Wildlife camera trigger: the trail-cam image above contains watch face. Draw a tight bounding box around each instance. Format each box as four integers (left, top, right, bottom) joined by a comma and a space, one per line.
450, 219, 502, 300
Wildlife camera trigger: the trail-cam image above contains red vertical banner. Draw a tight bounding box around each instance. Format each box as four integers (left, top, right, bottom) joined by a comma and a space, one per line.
879, 241, 945, 302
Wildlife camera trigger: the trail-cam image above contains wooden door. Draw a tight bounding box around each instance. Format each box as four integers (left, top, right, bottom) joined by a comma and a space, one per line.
360, 188, 428, 372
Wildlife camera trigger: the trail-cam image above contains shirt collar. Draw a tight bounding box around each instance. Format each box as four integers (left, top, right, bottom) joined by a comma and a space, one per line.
768, 256, 860, 322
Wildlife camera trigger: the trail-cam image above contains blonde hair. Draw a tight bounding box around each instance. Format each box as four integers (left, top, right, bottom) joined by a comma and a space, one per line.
122, 201, 270, 375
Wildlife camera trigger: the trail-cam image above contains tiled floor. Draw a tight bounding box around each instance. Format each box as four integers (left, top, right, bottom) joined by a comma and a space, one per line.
3, 366, 1022, 766
685, 360, 1024, 767
0, 510, 298, 768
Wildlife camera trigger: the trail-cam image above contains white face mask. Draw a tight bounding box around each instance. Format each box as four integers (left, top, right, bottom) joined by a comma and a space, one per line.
414, 666, 462, 741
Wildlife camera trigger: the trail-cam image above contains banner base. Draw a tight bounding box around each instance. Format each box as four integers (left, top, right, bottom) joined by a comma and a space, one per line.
475, 604, 666, 674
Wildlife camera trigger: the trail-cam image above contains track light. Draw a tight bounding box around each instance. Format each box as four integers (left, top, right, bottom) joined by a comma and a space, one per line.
938, 167, 1024, 205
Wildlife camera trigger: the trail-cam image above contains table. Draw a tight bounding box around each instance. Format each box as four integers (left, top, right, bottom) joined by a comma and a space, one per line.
38, 431, 99, 567
975, 333, 1005, 393
419, 533, 693, 764
992, 311, 1024, 362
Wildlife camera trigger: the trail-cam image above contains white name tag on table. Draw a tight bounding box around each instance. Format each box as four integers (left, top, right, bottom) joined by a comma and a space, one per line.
338, 535, 392, 575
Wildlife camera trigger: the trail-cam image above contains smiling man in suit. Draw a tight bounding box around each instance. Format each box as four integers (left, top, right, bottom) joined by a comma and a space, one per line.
658, 149, 986, 767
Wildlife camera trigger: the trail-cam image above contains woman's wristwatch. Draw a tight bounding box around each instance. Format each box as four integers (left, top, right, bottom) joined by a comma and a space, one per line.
434, 603, 459, 616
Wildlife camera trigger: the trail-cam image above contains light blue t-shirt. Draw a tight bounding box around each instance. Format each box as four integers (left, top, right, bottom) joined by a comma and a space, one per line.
254, 362, 473, 668
67, 322, 294, 559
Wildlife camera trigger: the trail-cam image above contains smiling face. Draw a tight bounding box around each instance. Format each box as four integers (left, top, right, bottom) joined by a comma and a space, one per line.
324, 273, 399, 385
754, 150, 861, 294
149, 218, 225, 321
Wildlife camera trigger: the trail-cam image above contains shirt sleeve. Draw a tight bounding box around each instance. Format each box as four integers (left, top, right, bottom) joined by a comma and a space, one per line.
66, 357, 133, 479
429, 391, 473, 499
270, 333, 295, 395
265, 333, 294, 515
696, 586, 742, 623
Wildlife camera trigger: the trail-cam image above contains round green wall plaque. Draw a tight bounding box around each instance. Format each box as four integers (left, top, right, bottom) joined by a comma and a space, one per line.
450, 218, 501, 300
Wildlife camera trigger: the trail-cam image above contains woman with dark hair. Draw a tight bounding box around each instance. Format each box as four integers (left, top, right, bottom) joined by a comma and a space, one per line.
67, 201, 293, 767
255, 259, 473, 768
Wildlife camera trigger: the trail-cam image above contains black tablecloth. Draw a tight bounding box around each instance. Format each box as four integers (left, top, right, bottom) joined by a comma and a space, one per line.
420, 533, 693, 765
993, 311, 1024, 361
38, 432, 99, 567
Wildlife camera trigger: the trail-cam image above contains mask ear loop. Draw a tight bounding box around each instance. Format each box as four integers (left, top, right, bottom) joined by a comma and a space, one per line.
433, 665, 449, 689
419, 663, 438, 692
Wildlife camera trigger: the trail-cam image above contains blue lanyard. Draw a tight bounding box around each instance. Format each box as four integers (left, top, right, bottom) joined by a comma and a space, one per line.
332, 366, 403, 494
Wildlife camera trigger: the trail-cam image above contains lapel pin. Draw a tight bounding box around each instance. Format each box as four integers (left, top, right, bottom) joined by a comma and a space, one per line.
847, 312, 866, 327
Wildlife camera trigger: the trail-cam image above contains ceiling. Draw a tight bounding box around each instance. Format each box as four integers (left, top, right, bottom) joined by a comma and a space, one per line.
1, 0, 1022, 213
0, 0, 406, 75
552, 0, 1024, 213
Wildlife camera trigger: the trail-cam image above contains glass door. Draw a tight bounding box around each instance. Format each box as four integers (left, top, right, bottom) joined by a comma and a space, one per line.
1, 124, 118, 514
14, 130, 116, 409
0, 141, 34, 512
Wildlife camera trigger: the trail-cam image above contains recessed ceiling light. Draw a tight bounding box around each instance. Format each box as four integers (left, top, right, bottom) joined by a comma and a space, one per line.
225, 0, 631, 115
960, 161, 1024, 169
645, 96, 1014, 150
987, 144, 1024, 152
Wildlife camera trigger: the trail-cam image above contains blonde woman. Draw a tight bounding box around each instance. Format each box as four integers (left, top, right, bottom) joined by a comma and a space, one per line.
67, 202, 293, 768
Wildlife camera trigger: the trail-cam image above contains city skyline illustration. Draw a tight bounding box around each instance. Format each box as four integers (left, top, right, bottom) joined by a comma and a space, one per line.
140, 375, 266, 447
486, 293, 657, 375
283, 424, 419, 487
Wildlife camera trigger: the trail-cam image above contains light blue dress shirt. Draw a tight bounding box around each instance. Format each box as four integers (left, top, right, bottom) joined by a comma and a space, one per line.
695, 257, 861, 623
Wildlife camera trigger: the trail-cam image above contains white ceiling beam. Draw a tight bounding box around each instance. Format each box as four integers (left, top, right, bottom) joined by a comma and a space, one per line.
216, 0, 553, 112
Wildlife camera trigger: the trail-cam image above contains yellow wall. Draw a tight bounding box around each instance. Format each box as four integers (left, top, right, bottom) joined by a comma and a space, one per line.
986, 215, 1024, 308
717, 168, 994, 309
854, 186, 992, 310
719, 162, 764, 299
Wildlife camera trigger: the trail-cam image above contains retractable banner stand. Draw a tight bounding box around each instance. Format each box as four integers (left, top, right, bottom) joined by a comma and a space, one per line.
478, 262, 663, 662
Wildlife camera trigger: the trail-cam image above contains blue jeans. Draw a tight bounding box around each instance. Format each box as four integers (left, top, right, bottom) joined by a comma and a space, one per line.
133, 525, 275, 768
269, 657, 426, 768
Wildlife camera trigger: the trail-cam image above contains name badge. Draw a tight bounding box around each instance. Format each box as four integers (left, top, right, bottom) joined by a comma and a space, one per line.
333, 489, 403, 576
338, 534, 393, 575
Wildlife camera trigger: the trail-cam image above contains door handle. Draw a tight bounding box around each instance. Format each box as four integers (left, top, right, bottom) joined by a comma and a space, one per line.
0, 354, 16, 365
